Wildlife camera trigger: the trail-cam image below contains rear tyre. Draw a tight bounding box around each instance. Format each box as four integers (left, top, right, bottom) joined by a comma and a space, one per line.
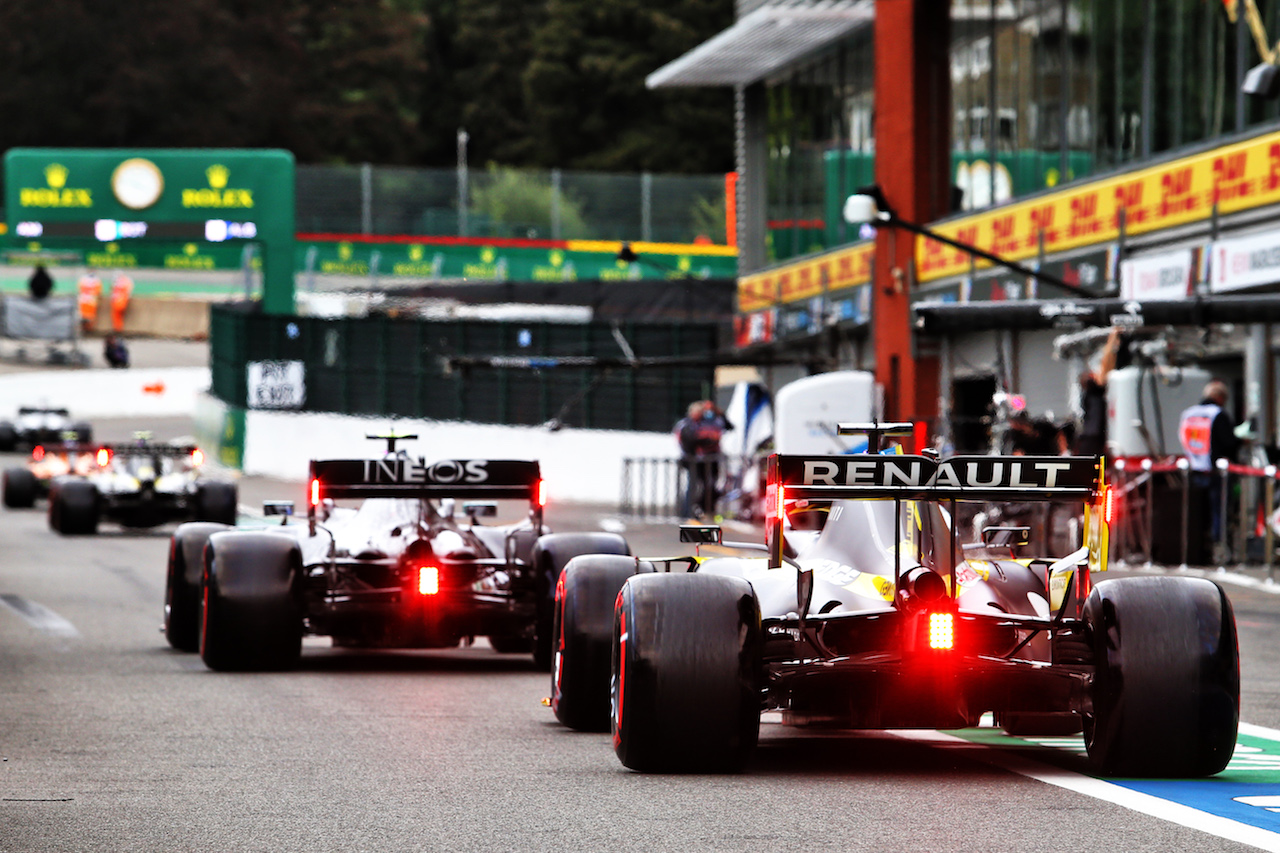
200, 531, 303, 672
1084, 576, 1239, 777
164, 522, 231, 652
195, 481, 238, 525
71, 421, 92, 444
531, 532, 630, 671
3, 467, 37, 508
49, 479, 99, 535
552, 554, 651, 732
0, 422, 15, 452
612, 573, 762, 772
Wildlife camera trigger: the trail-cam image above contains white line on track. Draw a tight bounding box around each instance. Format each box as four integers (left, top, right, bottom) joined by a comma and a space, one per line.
891, 728, 1280, 851
0, 593, 81, 638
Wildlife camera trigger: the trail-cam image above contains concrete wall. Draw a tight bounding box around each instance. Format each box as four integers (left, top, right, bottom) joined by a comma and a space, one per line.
89, 297, 212, 339
0, 367, 211, 419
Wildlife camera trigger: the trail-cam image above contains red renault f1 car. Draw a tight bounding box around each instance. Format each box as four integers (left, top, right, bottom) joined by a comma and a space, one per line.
550, 424, 1239, 777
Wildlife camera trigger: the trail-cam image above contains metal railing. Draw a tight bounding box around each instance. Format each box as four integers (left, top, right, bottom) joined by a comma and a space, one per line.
1110, 455, 1279, 574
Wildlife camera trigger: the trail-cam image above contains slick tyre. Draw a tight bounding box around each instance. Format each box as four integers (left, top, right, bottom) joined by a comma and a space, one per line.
552, 554, 652, 732
195, 481, 238, 525
612, 573, 762, 773
1084, 576, 1239, 777
3, 467, 37, 508
164, 522, 231, 653
200, 531, 303, 672
49, 479, 99, 535
0, 422, 15, 452
531, 532, 630, 671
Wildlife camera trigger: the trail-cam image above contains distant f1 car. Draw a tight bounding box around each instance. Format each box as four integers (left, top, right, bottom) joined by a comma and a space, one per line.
549, 423, 1239, 778
3, 437, 100, 508
162, 435, 628, 671
48, 434, 237, 534
0, 407, 91, 451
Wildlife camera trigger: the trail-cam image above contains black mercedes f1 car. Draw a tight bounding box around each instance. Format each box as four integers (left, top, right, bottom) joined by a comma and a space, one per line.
163, 435, 627, 671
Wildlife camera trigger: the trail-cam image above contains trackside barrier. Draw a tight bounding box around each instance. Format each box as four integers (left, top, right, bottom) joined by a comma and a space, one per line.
621, 455, 734, 520
1110, 455, 1279, 575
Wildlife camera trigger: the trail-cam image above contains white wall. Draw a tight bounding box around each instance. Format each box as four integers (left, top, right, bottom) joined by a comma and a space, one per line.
231, 401, 680, 505
0, 367, 211, 419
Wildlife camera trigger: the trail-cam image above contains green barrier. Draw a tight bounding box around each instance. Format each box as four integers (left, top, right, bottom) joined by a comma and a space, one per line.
2, 237, 737, 283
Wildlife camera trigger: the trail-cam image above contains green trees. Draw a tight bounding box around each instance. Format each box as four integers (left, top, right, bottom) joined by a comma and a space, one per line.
0, 0, 732, 174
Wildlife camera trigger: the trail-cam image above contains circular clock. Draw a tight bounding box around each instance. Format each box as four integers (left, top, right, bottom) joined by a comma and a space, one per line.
111, 158, 164, 210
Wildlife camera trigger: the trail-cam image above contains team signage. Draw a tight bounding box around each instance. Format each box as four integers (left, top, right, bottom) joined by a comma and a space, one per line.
773, 454, 1100, 496
311, 458, 540, 496
1120, 248, 1195, 300
1210, 228, 1280, 292
738, 241, 874, 311
916, 127, 1280, 282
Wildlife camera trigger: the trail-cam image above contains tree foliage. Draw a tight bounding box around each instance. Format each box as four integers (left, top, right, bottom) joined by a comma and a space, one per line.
0, 0, 732, 173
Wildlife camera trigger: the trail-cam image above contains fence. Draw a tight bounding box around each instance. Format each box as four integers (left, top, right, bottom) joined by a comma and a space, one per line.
1110, 455, 1280, 572
296, 164, 728, 245
210, 303, 717, 432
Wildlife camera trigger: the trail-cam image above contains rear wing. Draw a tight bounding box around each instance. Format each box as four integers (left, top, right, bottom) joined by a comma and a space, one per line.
99, 442, 199, 459
307, 457, 543, 525
764, 453, 1108, 569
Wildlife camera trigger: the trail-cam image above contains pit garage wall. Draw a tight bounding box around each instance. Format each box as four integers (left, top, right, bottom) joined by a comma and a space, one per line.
940, 328, 1073, 442
195, 393, 677, 507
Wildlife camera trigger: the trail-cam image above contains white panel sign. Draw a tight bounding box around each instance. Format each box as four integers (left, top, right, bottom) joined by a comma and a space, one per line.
247, 360, 305, 409
1211, 230, 1280, 293
1119, 249, 1193, 300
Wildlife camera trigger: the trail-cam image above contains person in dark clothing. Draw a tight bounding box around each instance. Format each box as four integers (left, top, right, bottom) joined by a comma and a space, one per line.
1074, 327, 1121, 457
103, 334, 130, 368
674, 400, 733, 518
27, 264, 53, 300
1179, 379, 1241, 559
1009, 411, 1066, 456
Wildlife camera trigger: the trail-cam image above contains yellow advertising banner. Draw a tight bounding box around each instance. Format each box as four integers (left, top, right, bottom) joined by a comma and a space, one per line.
738, 242, 875, 312
916, 128, 1280, 282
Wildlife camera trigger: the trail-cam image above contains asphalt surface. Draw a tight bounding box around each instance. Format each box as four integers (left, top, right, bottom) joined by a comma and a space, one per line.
3, 354, 1280, 850
1, 470, 1277, 853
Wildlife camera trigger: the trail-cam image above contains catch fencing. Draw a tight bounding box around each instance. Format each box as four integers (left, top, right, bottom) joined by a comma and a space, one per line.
296, 165, 728, 245
210, 303, 717, 432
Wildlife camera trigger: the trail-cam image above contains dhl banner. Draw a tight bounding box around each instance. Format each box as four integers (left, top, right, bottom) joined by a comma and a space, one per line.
916, 128, 1280, 282
738, 241, 874, 311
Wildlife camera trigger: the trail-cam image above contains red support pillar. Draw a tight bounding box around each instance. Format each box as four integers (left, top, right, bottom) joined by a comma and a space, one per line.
873, 0, 951, 422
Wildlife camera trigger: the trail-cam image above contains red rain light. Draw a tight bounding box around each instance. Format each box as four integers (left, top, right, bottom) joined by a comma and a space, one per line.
775, 484, 786, 521
1103, 486, 1114, 525
310, 478, 320, 506
32, 445, 45, 461
537, 479, 546, 507
418, 566, 440, 595
928, 612, 954, 650
191, 448, 204, 466
96, 447, 111, 467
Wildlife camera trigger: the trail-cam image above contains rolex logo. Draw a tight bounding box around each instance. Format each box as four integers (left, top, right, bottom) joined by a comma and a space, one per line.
45, 164, 68, 189
339, 243, 353, 261
206, 164, 230, 189
481, 247, 496, 264
409, 245, 424, 262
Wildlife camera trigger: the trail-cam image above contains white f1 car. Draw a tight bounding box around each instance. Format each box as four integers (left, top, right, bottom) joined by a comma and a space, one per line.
163, 436, 627, 671
550, 424, 1239, 778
